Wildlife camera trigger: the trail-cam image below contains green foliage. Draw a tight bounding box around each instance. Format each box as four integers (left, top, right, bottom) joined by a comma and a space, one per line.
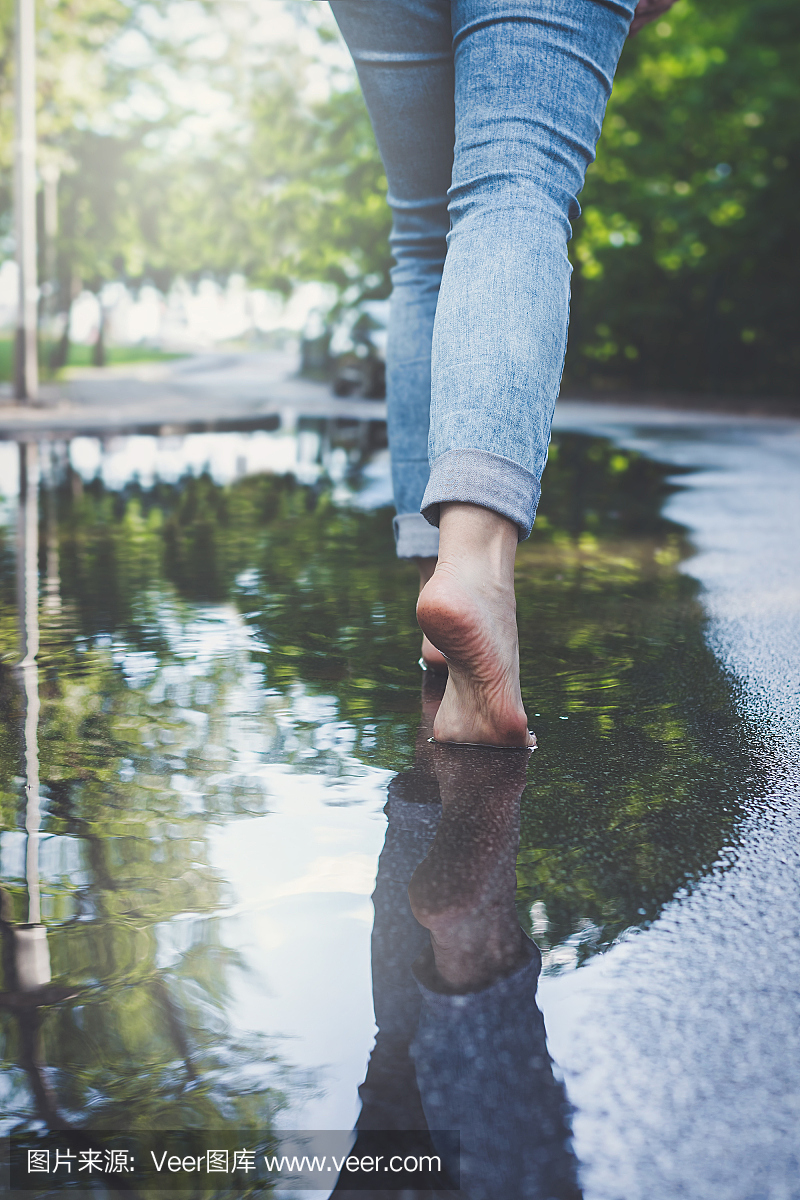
243, 76, 392, 300
58, 343, 183, 368
0, 334, 11, 381
51, 130, 156, 298
564, 0, 800, 394
153, 54, 393, 302
1, 0, 795, 393
0, 0, 237, 344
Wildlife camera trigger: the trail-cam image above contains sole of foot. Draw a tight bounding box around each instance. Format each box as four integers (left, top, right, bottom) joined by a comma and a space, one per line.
417, 565, 532, 748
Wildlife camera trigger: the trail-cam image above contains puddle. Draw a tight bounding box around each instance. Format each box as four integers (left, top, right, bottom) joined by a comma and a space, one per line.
0, 421, 755, 1195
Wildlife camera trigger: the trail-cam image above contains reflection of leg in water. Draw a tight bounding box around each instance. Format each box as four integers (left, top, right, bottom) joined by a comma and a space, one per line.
333, 676, 446, 1197
409, 746, 581, 1200
409, 745, 530, 993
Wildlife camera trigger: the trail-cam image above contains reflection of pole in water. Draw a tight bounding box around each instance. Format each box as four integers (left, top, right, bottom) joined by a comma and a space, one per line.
43, 444, 62, 615
0, 444, 72, 1132
15, 441, 50, 984
17, 441, 39, 666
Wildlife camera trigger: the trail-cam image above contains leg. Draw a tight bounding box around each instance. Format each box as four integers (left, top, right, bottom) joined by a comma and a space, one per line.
331, 0, 455, 671
408, 742, 531, 991
418, 0, 635, 742
330, 0, 452, 551
331, 677, 447, 1196
408, 744, 580, 1198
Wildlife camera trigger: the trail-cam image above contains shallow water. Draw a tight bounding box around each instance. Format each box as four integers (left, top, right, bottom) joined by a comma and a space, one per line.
0, 419, 756, 1195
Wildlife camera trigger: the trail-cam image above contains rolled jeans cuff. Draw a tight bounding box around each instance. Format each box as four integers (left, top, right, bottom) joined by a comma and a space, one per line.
420, 449, 541, 541
393, 511, 441, 559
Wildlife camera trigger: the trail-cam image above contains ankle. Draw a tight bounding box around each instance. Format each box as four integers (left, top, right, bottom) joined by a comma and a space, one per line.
415, 555, 438, 591
428, 919, 526, 991
437, 503, 517, 587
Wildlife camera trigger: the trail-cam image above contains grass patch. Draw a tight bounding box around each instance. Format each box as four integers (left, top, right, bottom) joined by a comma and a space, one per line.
0, 337, 184, 382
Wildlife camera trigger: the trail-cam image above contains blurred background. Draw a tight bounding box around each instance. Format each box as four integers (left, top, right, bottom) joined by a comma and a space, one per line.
0, 0, 798, 400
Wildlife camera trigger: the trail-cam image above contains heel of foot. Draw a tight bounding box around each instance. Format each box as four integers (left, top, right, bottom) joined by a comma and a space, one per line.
417, 577, 483, 664
418, 569, 527, 747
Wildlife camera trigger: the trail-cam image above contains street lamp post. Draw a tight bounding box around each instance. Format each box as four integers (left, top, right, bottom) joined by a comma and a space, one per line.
14, 0, 38, 402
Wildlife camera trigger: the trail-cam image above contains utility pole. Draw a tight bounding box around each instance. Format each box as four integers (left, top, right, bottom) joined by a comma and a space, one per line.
14, 0, 38, 402
40, 162, 60, 326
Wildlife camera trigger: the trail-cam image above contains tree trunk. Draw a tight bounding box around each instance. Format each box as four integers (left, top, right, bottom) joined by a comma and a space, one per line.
49, 267, 78, 371
92, 301, 106, 367
48, 317, 71, 371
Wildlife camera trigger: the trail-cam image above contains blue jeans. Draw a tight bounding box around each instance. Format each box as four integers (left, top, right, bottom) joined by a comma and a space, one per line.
331, 0, 635, 557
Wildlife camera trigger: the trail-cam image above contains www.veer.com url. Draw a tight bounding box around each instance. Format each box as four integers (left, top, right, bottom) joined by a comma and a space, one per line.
261, 1152, 441, 1177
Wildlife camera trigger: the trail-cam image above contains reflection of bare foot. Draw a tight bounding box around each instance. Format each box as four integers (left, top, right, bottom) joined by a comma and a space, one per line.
388, 672, 446, 810
416, 504, 532, 747
417, 556, 448, 674
408, 744, 531, 992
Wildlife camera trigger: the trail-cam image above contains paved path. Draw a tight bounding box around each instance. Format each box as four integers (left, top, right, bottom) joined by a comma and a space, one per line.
0, 351, 386, 440
544, 401, 800, 1200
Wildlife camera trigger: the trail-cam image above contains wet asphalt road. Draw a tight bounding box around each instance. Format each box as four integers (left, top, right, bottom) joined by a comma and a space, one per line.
544, 403, 800, 1200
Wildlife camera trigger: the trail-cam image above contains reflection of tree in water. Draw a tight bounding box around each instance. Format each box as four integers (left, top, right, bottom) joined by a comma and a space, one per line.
0, 429, 757, 1141
0, 461, 300, 1154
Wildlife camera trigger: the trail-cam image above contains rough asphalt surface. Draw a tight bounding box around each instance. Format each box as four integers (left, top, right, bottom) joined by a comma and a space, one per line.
544, 403, 800, 1200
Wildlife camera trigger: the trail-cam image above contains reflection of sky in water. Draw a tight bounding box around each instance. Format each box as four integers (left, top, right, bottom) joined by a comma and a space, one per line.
129, 614, 392, 1131
69, 432, 302, 489
128, 626, 393, 1131
212, 771, 389, 1131
0, 427, 393, 504
125, 592, 394, 1131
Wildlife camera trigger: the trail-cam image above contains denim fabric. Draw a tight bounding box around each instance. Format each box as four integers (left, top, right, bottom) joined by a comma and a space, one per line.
393, 510, 442, 558
346, 781, 579, 1199
332, 0, 635, 552
412, 938, 580, 1200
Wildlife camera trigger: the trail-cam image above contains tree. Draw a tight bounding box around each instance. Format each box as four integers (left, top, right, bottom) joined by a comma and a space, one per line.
156, 40, 392, 309
563, 0, 800, 396
0, 0, 234, 368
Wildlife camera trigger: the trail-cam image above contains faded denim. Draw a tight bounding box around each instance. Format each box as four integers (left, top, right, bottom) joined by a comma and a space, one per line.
331, 0, 635, 554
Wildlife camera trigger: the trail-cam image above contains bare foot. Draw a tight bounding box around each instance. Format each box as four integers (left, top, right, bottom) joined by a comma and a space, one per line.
416, 556, 448, 674
416, 504, 532, 747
